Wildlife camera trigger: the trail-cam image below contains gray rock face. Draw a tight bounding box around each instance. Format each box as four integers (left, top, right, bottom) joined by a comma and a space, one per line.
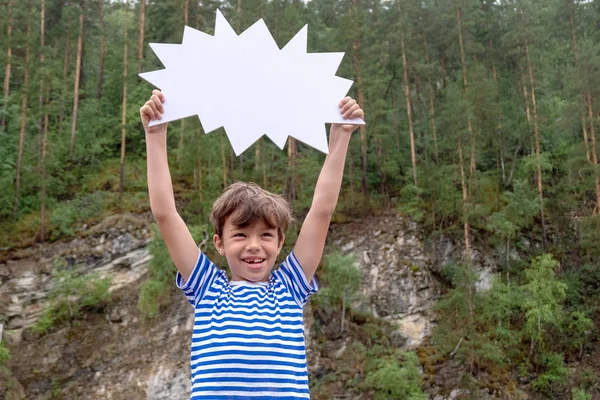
329, 214, 438, 349
0, 225, 151, 330
1, 212, 499, 399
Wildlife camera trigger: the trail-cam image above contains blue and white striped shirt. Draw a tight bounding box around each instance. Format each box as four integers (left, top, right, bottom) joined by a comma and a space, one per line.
176, 250, 318, 400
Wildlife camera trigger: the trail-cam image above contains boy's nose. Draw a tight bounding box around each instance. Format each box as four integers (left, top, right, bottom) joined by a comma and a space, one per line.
245, 238, 260, 251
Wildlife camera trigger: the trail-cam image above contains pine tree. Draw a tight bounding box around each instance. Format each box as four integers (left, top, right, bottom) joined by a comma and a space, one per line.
14, 2, 32, 215
69, 9, 84, 156
1, 0, 14, 130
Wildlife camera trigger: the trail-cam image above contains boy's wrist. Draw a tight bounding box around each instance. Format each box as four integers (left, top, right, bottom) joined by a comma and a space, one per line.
329, 127, 351, 148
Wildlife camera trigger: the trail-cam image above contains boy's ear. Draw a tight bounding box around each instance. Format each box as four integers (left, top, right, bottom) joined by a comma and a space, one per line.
213, 234, 225, 256
277, 233, 285, 254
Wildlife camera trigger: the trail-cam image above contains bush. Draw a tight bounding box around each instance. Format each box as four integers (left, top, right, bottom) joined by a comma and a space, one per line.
138, 223, 209, 318
0, 343, 10, 365
32, 259, 112, 334
532, 352, 569, 396
364, 351, 426, 400
572, 388, 592, 400
313, 252, 361, 333
50, 191, 109, 240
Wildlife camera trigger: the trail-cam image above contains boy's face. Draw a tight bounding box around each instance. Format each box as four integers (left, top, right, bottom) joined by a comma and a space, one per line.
213, 216, 284, 282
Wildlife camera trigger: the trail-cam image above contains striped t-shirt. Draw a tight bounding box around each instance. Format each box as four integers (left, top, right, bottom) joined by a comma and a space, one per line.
176, 250, 318, 400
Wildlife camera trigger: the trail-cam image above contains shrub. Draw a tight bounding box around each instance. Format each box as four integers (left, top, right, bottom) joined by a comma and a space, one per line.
314, 252, 361, 333
138, 223, 209, 318
364, 351, 426, 400
32, 259, 112, 334
572, 388, 592, 400
532, 352, 569, 396
0, 343, 10, 365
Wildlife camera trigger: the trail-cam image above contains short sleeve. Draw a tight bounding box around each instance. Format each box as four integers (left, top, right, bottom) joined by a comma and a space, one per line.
273, 252, 319, 307
175, 249, 219, 306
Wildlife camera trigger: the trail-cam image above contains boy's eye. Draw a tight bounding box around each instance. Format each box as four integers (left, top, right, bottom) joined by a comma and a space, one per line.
233, 233, 245, 238
262, 232, 274, 237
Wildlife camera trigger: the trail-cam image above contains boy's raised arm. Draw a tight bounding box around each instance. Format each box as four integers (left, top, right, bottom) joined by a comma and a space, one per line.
141, 90, 199, 282
293, 97, 364, 282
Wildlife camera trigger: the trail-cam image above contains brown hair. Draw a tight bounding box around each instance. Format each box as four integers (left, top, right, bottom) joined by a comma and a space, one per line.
210, 182, 293, 240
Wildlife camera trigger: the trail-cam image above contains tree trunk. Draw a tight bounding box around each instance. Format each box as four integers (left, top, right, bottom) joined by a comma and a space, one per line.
428, 82, 439, 163
69, 11, 84, 156
586, 92, 600, 213
178, 120, 185, 168
456, 8, 476, 176
255, 138, 261, 172
566, 1, 594, 183
390, 87, 400, 152
221, 141, 227, 188
230, 148, 235, 180
567, 0, 577, 52
423, 36, 439, 163
524, 39, 547, 249
195, 0, 202, 29
400, 32, 417, 186
489, 39, 497, 82
262, 154, 267, 189
196, 130, 204, 203
97, 0, 105, 98
287, 138, 297, 205
458, 139, 474, 322
38, 0, 46, 158
458, 140, 470, 261
59, 31, 70, 133
137, 0, 146, 74
40, 88, 50, 241
341, 291, 346, 333
119, 0, 129, 205
38, 0, 48, 239
184, 0, 189, 25
351, 0, 368, 203
1, 0, 14, 129
353, 40, 368, 202
14, 4, 32, 215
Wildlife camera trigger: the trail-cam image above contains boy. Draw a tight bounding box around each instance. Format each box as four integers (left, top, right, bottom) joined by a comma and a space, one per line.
140, 89, 364, 399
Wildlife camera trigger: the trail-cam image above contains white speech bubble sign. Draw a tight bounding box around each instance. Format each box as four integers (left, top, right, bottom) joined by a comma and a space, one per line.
139, 9, 365, 155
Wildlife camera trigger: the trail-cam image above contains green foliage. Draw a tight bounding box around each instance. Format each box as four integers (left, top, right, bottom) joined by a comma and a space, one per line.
522, 254, 567, 353
398, 184, 425, 222
138, 223, 210, 318
364, 351, 426, 400
0, 343, 10, 365
1, 0, 600, 395
49, 191, 110, 240
138, 224, 178, 319
565, 310, 594, 354
572, 388, 592, 400
32, 259, 112, 334
532, 352, 570, 396
314, 252, 361, 312
138, 278, 171, 319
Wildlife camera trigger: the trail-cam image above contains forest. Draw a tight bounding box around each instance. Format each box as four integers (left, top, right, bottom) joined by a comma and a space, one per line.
1, 0, 600, 398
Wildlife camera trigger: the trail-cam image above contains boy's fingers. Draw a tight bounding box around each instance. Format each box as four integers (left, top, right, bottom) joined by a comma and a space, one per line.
147, 100, 162, 119
141, 105, 155, 121
341, 99, 357, 115
141, 102, 157, 120
151, 94, 164, 113
344, 103, 359, 118
339, 96, 351, 107
152, 89, 165, 103
351, 109, 364, 120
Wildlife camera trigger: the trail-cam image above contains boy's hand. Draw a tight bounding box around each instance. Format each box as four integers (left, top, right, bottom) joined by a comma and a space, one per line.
332, 96, 364, 134
140, 89, 168, 134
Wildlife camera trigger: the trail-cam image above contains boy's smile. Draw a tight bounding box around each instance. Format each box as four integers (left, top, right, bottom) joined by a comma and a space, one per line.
214, 216, 284, 282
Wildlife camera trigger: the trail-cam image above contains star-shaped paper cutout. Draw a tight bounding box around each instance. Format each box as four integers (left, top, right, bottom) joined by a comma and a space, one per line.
139, 10, 364, 155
